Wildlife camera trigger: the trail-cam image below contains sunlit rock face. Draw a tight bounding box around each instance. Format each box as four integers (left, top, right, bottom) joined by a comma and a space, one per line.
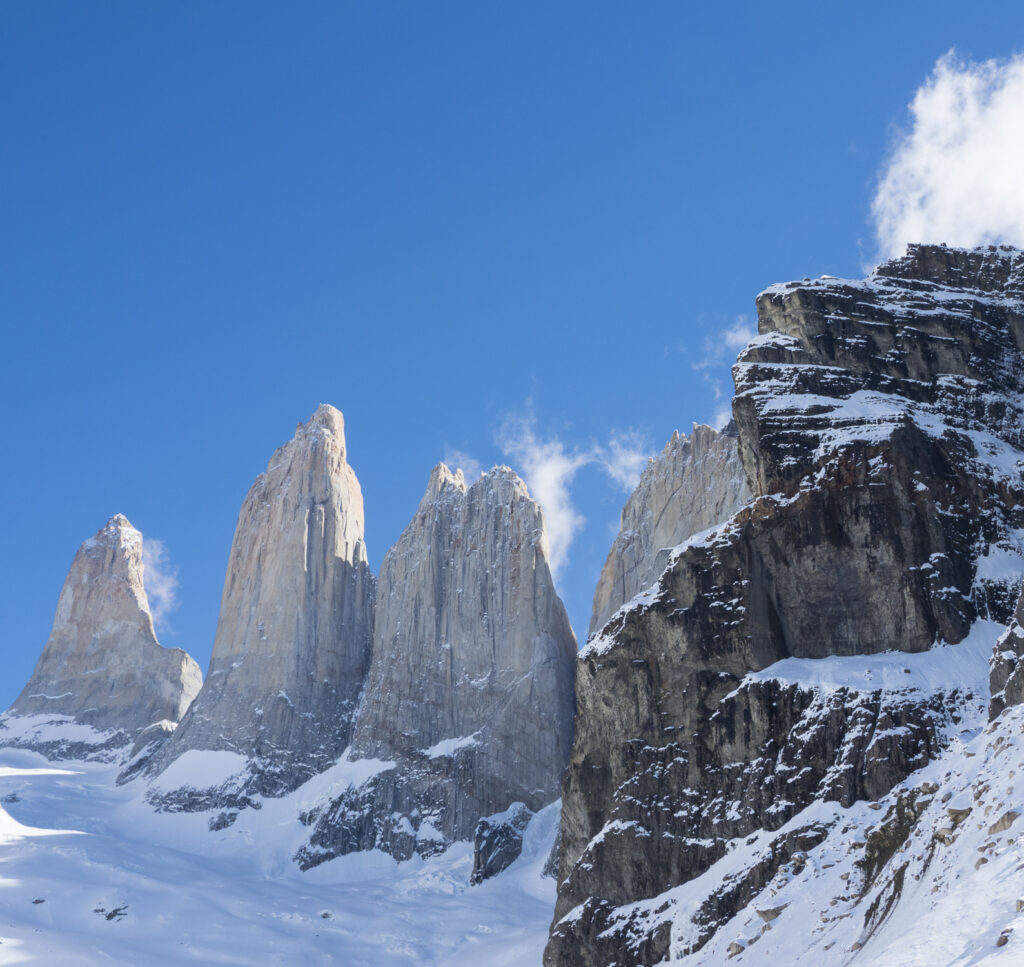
1, 514, 202, 761
296, 463, 577, 866
589, 423, 751, 638
147, 404, 375, 799
546, 245, 1024, 967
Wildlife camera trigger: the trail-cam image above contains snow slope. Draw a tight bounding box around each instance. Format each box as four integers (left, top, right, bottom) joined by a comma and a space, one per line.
0, 750, 557, 966
669, 701, 1024, 966
653, 620, 1024, 965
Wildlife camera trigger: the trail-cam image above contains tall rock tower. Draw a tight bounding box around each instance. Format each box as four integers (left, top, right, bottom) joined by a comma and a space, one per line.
147, 404, 375, 798
1, 514, 202, 760
297, 463, 577, 866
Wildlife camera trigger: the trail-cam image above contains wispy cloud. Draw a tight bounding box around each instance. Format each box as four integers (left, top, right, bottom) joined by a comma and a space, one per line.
142, 537, 179, 633
498, 414, 592, 579
498, 411, 653, 578
603, 429, 652, 493
442, 448, 483, 482
873, 51, 1024, 259
691, 315, 757, 372
688, 315, 755, 428
711, 404, 733, 430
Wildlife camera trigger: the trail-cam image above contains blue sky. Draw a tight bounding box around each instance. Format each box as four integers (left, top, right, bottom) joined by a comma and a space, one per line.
3, 3, 1024, 706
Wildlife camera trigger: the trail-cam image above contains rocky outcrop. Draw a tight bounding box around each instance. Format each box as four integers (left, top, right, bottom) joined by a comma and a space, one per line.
296, 464, 576, 866
471, 802, 534, 884
589, 424, 751, 637
546, 245, 1024, 967
990, 583, 1024, 718
145, 405, 375, 798
0, 515, 202, 761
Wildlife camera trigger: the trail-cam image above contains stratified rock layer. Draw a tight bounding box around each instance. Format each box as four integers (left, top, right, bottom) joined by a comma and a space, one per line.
546, 245, 1024, 967
589, 424, 751, 637
1, 515, 202, 760
297, 464, 576, 866
148, 405, 375, 798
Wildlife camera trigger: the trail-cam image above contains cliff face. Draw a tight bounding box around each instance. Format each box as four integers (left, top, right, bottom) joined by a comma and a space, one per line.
546, 245, 1024, 966
990, 583, 1024, 718
146, 405, 375, 799
1, 515, 202, 761
589, 423, 751, 637
297, 464, 577, 866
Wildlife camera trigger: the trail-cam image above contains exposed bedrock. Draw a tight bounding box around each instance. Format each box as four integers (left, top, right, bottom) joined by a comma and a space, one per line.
145, 404, 375, 798
589, 423, 751, 638
545, 245, 1024, 966
990, 581, 1024, 719
1, 515, 202, 761
297, 464, 577, 866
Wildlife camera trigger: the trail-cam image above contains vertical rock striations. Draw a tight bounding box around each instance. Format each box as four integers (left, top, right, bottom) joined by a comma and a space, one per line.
146, 404, 375, 799
297, 464, 577, 866
0, 515, 202, 761
546, 245, 1024, 966
589, 424, 751, 637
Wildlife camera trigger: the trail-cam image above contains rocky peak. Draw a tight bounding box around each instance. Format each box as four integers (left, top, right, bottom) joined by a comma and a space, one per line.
297, 462, 577, 866
874, 242, 1024, 294
423, 462, 468, 501
2, 515, 202, 759
144, 404, 375, 799
589, 422, 751, 637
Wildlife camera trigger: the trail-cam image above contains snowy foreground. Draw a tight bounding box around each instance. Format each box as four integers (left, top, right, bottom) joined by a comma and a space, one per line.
5, 626, 1024, 966
0, 755, 557, 966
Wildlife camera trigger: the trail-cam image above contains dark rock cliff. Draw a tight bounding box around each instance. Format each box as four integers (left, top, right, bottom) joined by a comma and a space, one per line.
546, 245, 1024, 966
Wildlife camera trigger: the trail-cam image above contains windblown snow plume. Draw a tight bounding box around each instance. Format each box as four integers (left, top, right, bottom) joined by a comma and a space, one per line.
873, 51, 1024, 258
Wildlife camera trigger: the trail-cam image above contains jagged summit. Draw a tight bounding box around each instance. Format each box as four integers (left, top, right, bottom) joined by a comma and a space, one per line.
144, 404, 375, 799
424, 461, 468, 501
298, 461, 576, 866
1, 515, 202, 760
422, 463, 531, 512
874, 241, 1024, 291
296, 402, 348, 455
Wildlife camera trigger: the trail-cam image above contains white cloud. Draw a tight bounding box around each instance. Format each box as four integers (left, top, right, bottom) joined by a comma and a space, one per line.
442, 448, 483, 482
602, 429, 652, 493
723, 318, 756, 351
498, 413, 654, 578
873, 51, 1024, 259
712, 404, 733, 430
499, 415, 592, 579
142, 537, 179, 633
687, 316, 753, 427
692, 316, 756, 371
